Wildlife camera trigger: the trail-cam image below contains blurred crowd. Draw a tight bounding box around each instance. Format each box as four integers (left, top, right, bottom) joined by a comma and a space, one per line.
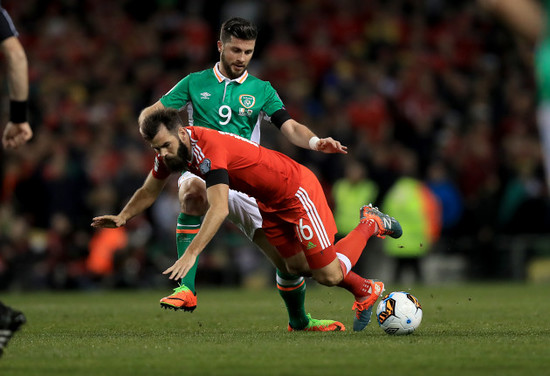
1, 0, 549, 290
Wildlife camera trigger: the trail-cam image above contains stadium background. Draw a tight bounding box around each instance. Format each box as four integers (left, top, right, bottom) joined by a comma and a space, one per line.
1, 0, 549, 292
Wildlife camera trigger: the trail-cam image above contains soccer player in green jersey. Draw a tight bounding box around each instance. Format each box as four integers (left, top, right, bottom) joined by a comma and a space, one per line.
137, 17, 348, 331
480, 0, 550, 194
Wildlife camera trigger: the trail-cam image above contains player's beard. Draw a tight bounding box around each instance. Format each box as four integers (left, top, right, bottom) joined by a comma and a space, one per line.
164, 139, 190, 173
220, 50, 247, 79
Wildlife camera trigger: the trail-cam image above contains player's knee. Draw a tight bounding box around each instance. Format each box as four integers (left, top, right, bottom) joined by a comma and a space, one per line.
284, 258, 309, 277
179, 179, 207, 214
284, 264, 302, 277
313, 271, 343, 287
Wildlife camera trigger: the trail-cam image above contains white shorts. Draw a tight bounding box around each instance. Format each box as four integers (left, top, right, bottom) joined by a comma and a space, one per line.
178, 171, 262, 240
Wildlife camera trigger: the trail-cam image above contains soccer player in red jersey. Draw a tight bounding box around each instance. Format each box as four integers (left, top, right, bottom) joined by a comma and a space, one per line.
140, 109, 403, 331
138, 18, 348, 332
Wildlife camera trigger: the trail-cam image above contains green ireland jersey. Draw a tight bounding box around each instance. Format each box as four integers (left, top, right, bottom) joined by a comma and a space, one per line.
536, 0, 550, 102
160, 63, 285, 143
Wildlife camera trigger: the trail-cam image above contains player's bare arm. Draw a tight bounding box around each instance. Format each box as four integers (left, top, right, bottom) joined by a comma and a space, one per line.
1, 36, 32, 149
138, 100, 166, 127
163, 183, 230, 280
91, 171, 167, 228
280, 119, 347, 154
479, 0, 543, 43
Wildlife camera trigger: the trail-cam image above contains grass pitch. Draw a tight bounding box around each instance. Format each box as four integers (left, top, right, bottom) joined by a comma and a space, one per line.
1, 283, 549, 376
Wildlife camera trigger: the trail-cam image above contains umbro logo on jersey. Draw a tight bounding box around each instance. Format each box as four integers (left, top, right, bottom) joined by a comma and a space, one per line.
200, 92, 211, 100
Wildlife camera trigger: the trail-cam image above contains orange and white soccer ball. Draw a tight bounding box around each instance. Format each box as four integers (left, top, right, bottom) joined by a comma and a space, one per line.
376, 291, 423, 335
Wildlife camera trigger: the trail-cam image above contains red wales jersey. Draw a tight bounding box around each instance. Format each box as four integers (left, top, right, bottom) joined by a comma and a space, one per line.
186, 126, 302, 207
150, 126, 338, 269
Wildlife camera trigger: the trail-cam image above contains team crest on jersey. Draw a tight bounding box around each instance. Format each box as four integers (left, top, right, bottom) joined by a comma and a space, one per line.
239, 94, 255, 108
199, 158, 211, 174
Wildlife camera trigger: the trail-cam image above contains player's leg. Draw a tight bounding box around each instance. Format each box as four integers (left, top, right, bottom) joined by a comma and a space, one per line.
278, 222, 386, 332
288, 168, 401, 331
0, 301, 26, 357
297, 231, 386, 332
276, 237, 384, 332
160, 173, 207, 311
253, 230, 344, 331
233, 192, 344, 332
323, 204, 402, 331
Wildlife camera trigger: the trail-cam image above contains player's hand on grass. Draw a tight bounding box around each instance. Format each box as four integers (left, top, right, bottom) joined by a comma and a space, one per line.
163, 252, 197, 280
91, 215, 126, 228
316, 137, 347, 154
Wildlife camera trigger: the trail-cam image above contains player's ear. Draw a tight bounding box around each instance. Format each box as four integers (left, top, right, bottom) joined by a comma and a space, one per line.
217, 40, 223, 52
178, 127, 186, 141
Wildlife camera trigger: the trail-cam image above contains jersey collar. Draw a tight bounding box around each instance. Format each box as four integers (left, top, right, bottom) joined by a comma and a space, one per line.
213, 63, 248, 84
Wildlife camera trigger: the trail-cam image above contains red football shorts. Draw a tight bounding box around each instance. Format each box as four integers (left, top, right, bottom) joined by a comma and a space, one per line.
259, 166, 337, 270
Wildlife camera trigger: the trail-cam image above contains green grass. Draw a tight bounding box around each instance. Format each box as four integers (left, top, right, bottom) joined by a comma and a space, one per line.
1, 283, 549, 376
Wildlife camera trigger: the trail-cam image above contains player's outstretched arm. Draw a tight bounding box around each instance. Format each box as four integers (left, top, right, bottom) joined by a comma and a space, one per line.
91, 171, 167, 228
315, 137, 348, 154
91, 215, 126, 228
479, 0, 543, 43
280, 119, 347, 154
138, 101, 165, 127
1, 36, 32, 149
163, 183, 229, 280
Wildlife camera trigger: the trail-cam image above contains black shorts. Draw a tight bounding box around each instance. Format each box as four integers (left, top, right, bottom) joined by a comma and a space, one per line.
0, 7, 18, 42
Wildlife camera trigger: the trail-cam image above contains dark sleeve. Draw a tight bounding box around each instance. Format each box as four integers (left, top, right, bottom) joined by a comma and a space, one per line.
205, 169, 229, 188
269, 109, 292, 129
0, 7, 18, 42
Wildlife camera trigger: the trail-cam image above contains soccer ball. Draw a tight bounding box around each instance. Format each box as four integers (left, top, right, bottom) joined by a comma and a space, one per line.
376, 291, 423, 335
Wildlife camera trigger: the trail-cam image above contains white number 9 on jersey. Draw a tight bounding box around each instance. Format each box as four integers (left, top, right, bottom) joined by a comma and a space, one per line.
219, 105, 232, 125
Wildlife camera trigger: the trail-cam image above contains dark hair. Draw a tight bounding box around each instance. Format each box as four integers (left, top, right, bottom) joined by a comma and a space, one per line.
140, 108, 182, 141
220, 17, 258, 43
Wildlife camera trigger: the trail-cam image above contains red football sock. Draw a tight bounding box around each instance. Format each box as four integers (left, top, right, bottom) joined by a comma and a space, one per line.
337, 270, 372, 299
335, 220, 376, 275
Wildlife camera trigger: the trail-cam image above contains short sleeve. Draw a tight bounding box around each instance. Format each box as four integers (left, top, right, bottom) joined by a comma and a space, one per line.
160, 75, 191, 110
261, 82, 285, 117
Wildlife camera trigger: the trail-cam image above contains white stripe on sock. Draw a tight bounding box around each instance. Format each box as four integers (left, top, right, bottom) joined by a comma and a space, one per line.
276, 274, 304, 287
336, 253, 352, 276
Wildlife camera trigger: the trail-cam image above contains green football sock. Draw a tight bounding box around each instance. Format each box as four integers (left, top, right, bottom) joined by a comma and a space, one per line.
276, 269, 309, 329
176, 213, 202, 294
